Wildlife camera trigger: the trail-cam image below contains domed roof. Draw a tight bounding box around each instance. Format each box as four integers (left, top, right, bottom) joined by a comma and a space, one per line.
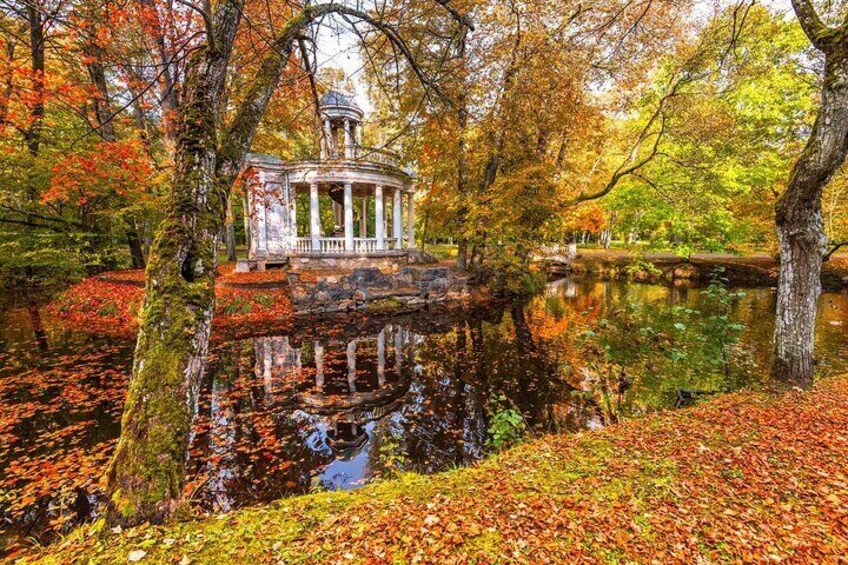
319, 89, 364, 120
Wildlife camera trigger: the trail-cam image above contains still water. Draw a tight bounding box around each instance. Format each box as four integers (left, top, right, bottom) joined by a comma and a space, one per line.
1, 278, 846, 553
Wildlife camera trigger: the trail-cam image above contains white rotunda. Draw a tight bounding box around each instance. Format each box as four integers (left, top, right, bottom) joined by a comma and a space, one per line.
240, 90, 416, 271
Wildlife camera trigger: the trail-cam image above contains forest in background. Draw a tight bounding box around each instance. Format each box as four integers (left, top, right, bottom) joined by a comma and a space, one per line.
0, 1, 845, 288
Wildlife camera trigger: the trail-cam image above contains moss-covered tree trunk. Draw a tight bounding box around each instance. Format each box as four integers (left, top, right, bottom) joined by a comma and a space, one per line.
774, 3, 848, 387
104, 1, 352, 526
104, 0, 244, 525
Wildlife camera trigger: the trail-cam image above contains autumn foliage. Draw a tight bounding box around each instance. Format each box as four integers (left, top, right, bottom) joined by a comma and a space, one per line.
44, 141, 155, 207
49, 269, 294, 338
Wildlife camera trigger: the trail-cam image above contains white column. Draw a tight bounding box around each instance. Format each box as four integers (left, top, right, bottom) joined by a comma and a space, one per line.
360, 197, 367, 238
394, 326, 404, 373
377, 329, 386, 386
309, 183, 320, 250
289, 183, 297, 242
406, 191, 416, 249
314, 342, 324, 392
344, 119, 353, 159
346, 340, 357, 392
321, 118, 330, 158
375, 185, 385, 250
392, 189, 402, 249
344, 182, 354, 251
323, 118, 333, 158
255, 187, 268, 257
332, 201, 341, 231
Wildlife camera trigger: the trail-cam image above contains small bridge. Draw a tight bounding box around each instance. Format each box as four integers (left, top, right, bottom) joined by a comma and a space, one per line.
533, 243, 577, 274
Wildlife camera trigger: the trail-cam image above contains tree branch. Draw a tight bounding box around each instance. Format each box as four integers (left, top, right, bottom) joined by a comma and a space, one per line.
176, 0, 215, 45
218, 1, 455, 178
823, 240, 848, 262
431, 0, 474, 31
790, 0, 838, 50
563, 76, 675, 206
0, 215, 76, 232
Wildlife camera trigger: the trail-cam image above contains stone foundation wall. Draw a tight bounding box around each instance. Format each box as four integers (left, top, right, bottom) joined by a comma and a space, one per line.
288, 266, 473, 315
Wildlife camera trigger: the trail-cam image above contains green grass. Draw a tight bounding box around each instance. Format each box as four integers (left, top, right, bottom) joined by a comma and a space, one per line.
423, 243, 458, 260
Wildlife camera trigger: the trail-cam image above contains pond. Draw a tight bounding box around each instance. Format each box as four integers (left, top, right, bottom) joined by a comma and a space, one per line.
1, 278, 846, 555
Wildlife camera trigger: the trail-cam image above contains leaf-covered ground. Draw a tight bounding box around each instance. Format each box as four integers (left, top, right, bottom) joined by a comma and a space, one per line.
23, 375, 848, 564
47, 268, 293, 338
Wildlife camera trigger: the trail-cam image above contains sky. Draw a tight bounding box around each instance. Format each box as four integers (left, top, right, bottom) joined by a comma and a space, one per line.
313, 18, 374, 113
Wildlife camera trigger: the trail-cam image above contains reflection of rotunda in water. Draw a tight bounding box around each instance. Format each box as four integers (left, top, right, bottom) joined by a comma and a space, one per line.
252, 323, 416, 488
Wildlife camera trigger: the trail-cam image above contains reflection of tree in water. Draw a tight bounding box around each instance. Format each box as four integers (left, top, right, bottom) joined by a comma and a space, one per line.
188, 299, 609, 510
391, 300, 602, 474
142, 282, 848, 516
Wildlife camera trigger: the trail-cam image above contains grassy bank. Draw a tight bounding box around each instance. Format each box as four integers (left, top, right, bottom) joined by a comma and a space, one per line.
568, 249, 848, 290
20, 375, 848, 564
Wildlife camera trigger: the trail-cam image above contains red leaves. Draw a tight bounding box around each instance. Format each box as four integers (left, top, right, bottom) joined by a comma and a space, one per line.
216, 265, 291, 286
50, 270, 295, 339
87, 378, 848, 563
43, 140, 155, 206
48, 277, 144, 337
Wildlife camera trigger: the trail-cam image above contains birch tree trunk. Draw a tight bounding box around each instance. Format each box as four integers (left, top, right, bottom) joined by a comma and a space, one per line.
774, 2, 848, 386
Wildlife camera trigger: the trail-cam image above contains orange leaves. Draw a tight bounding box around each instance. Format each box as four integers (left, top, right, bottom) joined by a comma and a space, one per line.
43, 140, 155, 206
217, 265, 290, 286
50, 269, 295, 339
214, 286, 293, 332
49, 277, 144, 337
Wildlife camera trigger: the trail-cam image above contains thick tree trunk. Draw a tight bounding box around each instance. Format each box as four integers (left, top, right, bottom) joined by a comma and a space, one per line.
103, 1, 336, 524
0, 40, 15, 129
125, 220, 147, 269
457, 237, 468, 270
25, 1, 45, 157
773, 45, 848, 386
104, 99, 223, 526
86, 56, 116, 141
104, 1, 243, 525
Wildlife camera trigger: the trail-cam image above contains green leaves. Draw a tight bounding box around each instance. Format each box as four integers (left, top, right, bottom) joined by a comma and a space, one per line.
486, 396, 527, 450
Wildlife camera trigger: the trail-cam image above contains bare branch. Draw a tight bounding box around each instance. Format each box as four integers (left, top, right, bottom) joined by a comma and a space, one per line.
431, 0, 474, 31
823, 240, 848, 261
